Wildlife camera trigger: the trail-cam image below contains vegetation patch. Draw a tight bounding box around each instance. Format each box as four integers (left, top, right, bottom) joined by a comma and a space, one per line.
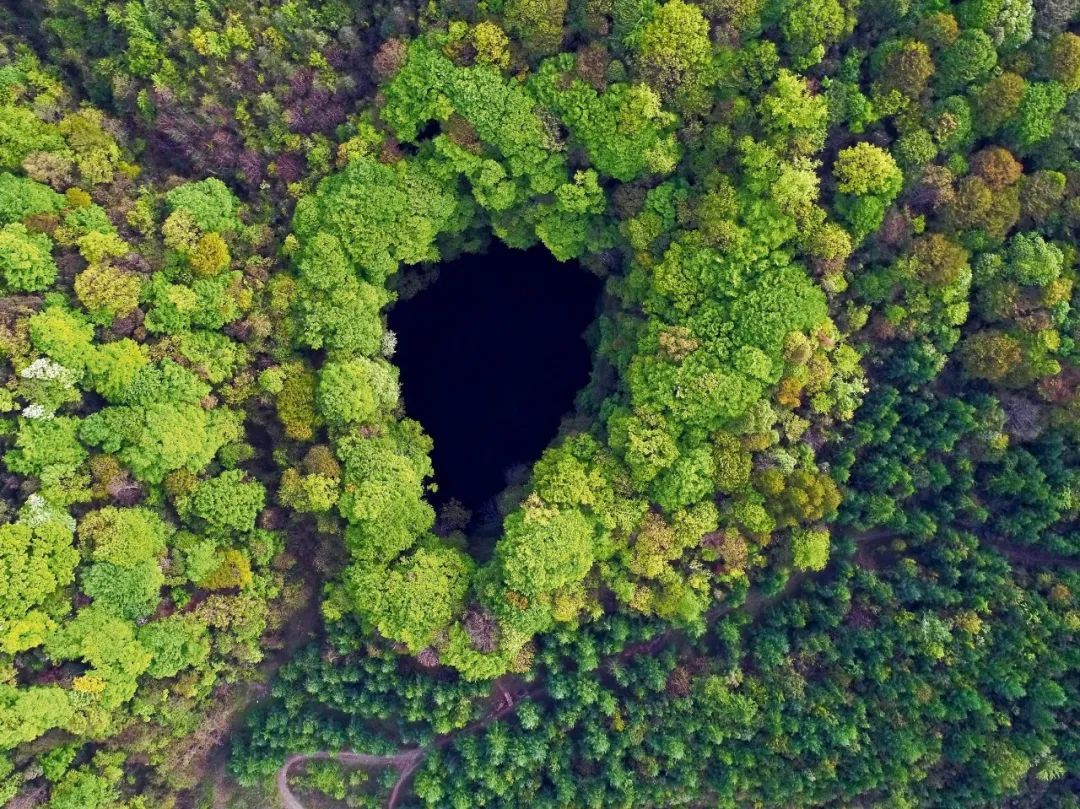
0, 0, 1074, 806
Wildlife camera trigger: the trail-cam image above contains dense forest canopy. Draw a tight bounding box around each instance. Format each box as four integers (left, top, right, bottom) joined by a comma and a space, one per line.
0, 0, 1074, 806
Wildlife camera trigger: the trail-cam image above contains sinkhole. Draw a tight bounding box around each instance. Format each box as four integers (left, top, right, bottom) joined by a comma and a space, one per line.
387, 241, 602, 521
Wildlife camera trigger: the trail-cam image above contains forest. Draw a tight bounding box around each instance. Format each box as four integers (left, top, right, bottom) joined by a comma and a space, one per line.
0, 0, 1075, 806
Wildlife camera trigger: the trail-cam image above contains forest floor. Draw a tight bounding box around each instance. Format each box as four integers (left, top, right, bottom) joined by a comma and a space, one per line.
274, 532, 1079, 809
204, 579, 324, 809
274, 571, 808, 809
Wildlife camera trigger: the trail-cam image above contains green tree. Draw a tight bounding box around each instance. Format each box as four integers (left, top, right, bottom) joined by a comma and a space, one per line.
0, 518, 78, 653
316, 357, 399, 427
758, 70, 829, 156
633, 0, 715, 106
497, 501, 598, 597
348, 545, 473, 653
1048, 32, 1080, 91
336, 435, 434, 566
832, 142, 903, 197
137, 616, 211, 678
81, 560, 163, 620
791, 526, 830, 570
188, 470, 266, 535
291, 157, 464, 285
937, 29, 998, 93
0, 222, 56, 292
78, 507, 169, 568
0, 173, 63, 224
832, 142, 902, 239
504, 0, 568, 55
164, 177, 240, 233
80, 403, 242, 484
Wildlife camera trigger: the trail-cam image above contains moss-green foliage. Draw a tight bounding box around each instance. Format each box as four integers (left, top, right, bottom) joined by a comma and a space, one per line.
164, 178, 240, 233
276, 8, 864, 677
531, 58, 679, 182
0, 223, 56, 291
292, 154, 466, 285
0, 45, 285, 801
3, 0, 1080, 803
0, 173, 63, 223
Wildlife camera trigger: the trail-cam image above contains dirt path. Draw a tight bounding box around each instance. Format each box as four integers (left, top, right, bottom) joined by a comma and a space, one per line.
851, 528, 1080, 570
985, 541, 1080, 569
276, 749, 425, 809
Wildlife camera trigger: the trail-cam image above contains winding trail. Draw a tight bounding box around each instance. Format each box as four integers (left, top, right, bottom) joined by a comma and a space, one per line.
277, 750, 425, 809
849, 529, 1080, 570
275, 531, 1076, 808
985, 541, 1080, 570
276, 679, 545, 809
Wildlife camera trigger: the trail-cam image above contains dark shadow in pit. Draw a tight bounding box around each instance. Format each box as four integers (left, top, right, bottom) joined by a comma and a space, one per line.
388, 241, 601, 537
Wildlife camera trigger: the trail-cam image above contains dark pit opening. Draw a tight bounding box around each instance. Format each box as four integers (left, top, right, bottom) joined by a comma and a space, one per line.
388, 241, 601, 522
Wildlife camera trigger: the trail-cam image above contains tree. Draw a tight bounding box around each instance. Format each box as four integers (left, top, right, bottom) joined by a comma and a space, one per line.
291, 157, 463, 285
504, 0, 568, 55
909, 233, 969, 288
137, 616, 210, 678
336, 435, 433, 566
78, 507, 169, 568
649, 445, 715, 512
958, 330, 1023, 382
832, 143, 903, 239
832, 142, 903, 198
791, 526, 830, 570
970, 146, 1022, 190
4, 416, 86, 482
81, 560, 163, 620
198, 548, 254, 591
777, 0, 851, 68
633, 0, 714, 107
164, 177, 240, 233
936, 30, 997, 94
44, 767, 117, 809
497, 500, 597, 597
0, 518, 78, 653
0, 222, 56, 292
758, 70, 829, 156
0, 685, 73, 750
971, 71, 1026, 135
73, 264, 141, 325
316, 357, 399, 427
348, 545, 473, 653
1048, 32, 1080, 92
278, 469, 339, 513
1007, 81, 1067, 148
766, 469, 842, 527
188, 232, 230, 277
0, 173, 63, 224
530, 66, 678, 181
872, 40, 934, 100
80, 402, 242, 484
1005, 232, 1062, 286
0, 104, 66, 171
188, 470, 266, 535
